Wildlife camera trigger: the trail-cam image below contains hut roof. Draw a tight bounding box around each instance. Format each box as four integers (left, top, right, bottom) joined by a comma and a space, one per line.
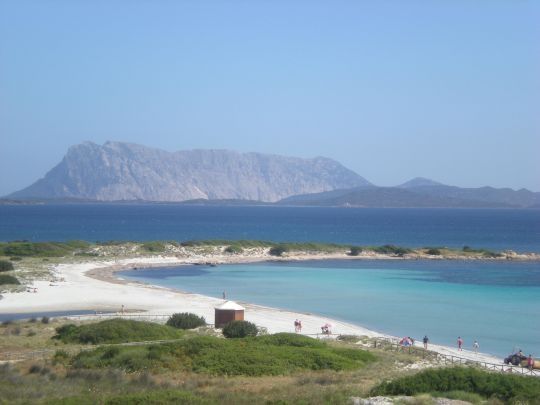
215, 301, 245, 311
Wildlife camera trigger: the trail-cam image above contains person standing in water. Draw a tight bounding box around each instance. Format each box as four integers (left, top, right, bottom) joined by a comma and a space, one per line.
423, 335, 429, 350
457, 336, 464, 351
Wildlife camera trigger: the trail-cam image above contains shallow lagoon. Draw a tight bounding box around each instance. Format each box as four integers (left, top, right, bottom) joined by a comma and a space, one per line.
121, 260, 540, 358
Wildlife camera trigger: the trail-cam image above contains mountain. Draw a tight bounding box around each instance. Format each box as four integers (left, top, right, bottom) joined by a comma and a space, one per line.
9, 142, 371, 202
279, 184, 540, 208
398, 177, 445, 188
401, 185, 540, 208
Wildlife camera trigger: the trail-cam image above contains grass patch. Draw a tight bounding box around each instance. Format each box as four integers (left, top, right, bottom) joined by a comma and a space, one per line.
0, 259, 14, 271
71, 333, 376, 376
224, 245, 244, 254
53, 319, 184, 344
0, 274, 20, 285
140, 241, 167, 252
0, 241, 92, 257
370, 367, 540, 403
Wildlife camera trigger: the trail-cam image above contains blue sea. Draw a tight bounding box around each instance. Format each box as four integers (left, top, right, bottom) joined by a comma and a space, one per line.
1, 204, 539, 357
0, 204, 539, 252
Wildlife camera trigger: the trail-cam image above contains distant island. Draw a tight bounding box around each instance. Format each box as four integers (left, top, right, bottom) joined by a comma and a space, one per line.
6, 141, 540, 208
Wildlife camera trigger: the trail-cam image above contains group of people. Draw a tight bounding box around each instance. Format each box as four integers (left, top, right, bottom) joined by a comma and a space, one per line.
457, 336, 480, 353
293, 319, 302, 333
417, 335, 480, 353
399, 336, 415, 347
293, 320, 333, 335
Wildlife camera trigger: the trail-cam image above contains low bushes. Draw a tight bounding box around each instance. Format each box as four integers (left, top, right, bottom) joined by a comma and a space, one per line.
166, 313, 206, 330
0, 241, 89, 257
224, 245, 243, 254
222, 320, 258, 338
140, 241, 166, 252
372, 245, 412, 256
426, 248, 441, 255
349, 246, 362, 256
0, 260, 14, 272
269, 245, 289, 257
71, 333, 376, 376
53, 319, 183, 344
0, 274, 19, 285
370, 367, 540, 403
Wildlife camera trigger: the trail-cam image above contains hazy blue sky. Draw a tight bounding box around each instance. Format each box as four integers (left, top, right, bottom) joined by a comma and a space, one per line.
1, 0, 539, 195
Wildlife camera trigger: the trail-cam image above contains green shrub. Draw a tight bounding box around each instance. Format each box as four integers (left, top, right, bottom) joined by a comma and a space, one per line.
256, 333, 325, 348
41, 316, 50, 324
0, 260, 14, 272
53, 319, 183, 344
72, 333, 376, 376
370, 367, 540, 403
426, 248, 441, 255
9, 256, 22, 261
222, 320, 258, 338
53, 349, 70, 365
141, 241, 166, 253
0, 242, 73, 257
166, 313, 206, 330
224, 245, 243, 254
269, 245, 289, 257
0, 274, 20, 285
372, 245, 412, 256
349, 246, 362, 256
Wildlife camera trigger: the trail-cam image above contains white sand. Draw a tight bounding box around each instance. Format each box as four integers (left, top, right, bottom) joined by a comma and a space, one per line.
0, 257, 503, 365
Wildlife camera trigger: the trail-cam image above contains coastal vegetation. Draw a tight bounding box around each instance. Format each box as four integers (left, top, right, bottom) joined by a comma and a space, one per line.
371, 367, 540, 403
0, 274, 20, 285
70, 333, 375, 376
166, 313, 206, 330
222, 320, 258, 338
0, 240, 90, 257
0, 239, 524, 263
53, 319, 184, 344
0, 259, 14, 271
1, 318, 539, 404
224, 244, 244, 254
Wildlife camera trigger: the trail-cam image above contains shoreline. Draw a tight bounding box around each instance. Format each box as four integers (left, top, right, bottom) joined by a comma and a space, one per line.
0, 254, 507, 365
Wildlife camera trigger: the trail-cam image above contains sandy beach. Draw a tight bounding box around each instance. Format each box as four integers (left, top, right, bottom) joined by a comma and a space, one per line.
0, 253, 507, 366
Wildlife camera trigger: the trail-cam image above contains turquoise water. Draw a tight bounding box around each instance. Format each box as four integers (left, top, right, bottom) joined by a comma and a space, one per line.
120, 260, 540, 358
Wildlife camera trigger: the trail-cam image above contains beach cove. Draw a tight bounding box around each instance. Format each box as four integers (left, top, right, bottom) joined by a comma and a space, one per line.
2, 248, 538, 364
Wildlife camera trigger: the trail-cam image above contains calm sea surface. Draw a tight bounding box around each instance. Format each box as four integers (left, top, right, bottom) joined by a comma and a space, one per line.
2, 204, 539, 357
120, 260, 540, 358
1, 204, 539, 251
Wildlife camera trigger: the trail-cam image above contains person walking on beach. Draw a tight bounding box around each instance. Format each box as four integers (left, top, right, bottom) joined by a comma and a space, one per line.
297, 319, 302, 333
528, 355, 534, 371
457, 336, 463, 351
294, 319, 300, 333
423, 335, 429, 350
473, 340, 479, 354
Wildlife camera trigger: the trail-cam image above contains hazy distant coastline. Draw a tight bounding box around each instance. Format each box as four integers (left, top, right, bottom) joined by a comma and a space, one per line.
6, 142, 540, 208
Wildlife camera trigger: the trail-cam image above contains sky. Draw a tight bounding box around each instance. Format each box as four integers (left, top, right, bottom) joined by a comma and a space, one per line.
1, 0, 539, 195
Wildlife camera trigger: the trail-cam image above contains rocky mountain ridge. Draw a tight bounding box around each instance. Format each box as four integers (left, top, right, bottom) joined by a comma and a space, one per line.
9, 141, 370, 202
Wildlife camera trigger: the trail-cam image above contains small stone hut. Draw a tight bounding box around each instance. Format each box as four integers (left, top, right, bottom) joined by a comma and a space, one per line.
214, 301, 245, 328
